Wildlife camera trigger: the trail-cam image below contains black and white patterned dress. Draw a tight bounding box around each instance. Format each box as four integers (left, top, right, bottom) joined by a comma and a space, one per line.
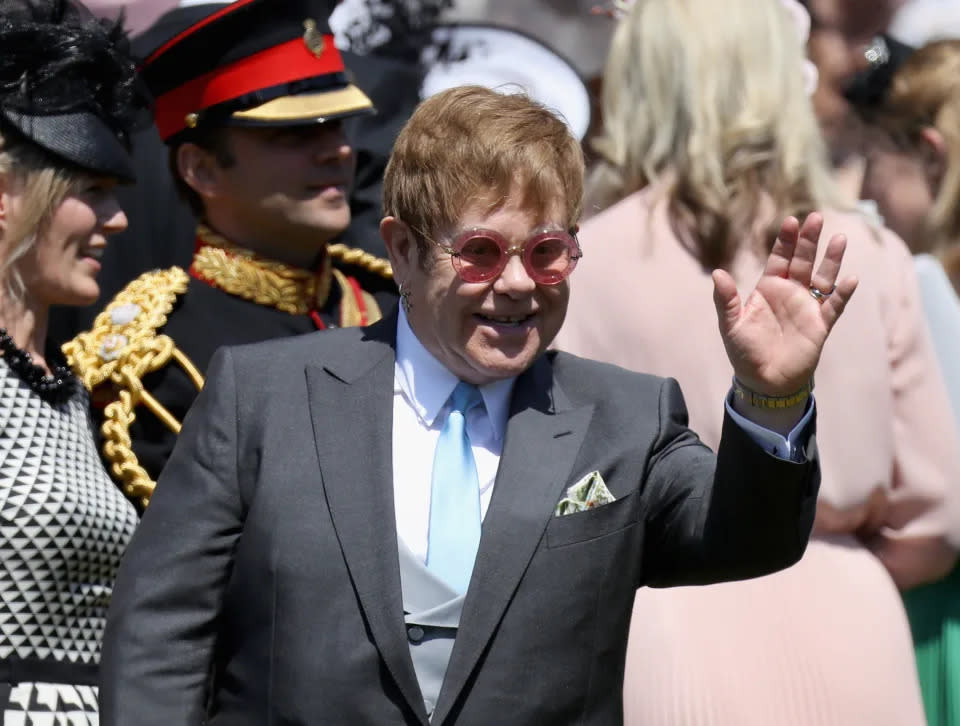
0, 356, 138, 724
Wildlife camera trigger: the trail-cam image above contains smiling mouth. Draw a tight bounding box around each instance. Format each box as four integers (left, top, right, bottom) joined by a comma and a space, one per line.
474, 313, 536, 328
310, 181, 348, 190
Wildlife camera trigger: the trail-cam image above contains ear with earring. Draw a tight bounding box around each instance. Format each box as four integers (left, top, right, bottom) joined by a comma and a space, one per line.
399, 281, 412, 315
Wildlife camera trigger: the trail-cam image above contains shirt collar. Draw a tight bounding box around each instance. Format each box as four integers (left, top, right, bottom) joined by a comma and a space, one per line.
395, 307, 516, 442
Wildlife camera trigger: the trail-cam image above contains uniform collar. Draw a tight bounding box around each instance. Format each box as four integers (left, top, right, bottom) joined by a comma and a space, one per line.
188, 223, 334, 315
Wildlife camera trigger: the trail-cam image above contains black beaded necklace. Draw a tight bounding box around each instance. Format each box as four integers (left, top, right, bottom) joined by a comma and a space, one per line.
0, 328, 76, 405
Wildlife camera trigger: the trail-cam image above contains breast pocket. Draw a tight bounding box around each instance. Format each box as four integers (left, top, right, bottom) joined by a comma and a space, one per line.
545, 488, 641, 548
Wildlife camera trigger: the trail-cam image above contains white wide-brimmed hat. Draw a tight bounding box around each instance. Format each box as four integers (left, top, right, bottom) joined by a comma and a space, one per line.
419, 22, 592, 141
889, 0, 960, 46
329, 0, 593, 141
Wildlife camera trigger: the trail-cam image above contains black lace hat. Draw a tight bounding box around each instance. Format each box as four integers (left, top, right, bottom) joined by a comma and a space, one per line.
0, 0, 150, 181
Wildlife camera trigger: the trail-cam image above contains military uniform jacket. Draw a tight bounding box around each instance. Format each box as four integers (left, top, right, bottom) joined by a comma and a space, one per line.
65, 227, 397, 507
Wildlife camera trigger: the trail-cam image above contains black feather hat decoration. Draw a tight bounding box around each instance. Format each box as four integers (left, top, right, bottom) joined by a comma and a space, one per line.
0, 0, 151, 181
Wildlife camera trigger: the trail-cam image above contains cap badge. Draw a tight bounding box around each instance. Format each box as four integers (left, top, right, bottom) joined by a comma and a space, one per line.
303, 19, 325, 58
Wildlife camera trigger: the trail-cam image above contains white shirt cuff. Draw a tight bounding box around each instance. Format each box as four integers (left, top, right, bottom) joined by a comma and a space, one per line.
724, 391, 815, 462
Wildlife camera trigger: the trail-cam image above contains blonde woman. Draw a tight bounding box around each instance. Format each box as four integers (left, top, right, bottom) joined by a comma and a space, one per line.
858, 38, 960, 726
555, 0, 960, 723
0, 0, 145, 720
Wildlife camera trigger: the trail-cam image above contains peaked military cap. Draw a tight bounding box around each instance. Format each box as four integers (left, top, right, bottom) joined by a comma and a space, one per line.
143, 0, 375, 143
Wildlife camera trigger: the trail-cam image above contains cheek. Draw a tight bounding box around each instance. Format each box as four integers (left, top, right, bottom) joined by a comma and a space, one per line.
24, 238, 59, 275
539, 286, 568, 327
866, 158, 931, 217
47, 205, 97, 245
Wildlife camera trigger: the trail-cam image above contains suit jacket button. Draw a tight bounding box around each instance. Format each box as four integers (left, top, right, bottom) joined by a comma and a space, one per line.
407, 625, 425, 643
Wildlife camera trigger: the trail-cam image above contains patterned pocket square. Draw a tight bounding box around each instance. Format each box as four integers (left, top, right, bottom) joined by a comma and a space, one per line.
554, 471, 616, 516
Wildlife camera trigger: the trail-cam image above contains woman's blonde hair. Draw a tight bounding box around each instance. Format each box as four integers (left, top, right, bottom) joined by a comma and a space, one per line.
879, 39, 960, 250
0, 129, 82, 307
588, 0, 837, 268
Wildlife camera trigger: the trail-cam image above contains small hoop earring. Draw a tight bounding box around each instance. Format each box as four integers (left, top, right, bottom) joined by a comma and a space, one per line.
399, 281, 412, 315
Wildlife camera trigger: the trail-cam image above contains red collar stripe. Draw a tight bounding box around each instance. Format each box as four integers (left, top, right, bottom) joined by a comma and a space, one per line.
153, 33, 343, 140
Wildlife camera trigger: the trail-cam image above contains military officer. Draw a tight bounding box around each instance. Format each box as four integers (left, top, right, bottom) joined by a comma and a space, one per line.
66, 0, 397, 508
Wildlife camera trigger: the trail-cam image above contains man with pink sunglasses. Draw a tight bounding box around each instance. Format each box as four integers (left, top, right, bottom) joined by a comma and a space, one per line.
102, 85, 857, 724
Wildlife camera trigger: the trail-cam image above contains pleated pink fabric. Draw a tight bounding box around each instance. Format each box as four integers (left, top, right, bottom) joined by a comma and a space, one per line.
554, 186, 960, 725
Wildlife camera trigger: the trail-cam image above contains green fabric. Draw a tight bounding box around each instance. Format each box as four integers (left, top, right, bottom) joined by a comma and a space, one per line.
904, 565, 960, 726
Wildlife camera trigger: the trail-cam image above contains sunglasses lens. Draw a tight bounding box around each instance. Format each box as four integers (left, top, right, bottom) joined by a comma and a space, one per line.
528, 237, 575, 282
456, 235, 503, 281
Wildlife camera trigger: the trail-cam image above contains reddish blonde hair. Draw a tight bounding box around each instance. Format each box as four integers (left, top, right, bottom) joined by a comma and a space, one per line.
383, 85, 584, 250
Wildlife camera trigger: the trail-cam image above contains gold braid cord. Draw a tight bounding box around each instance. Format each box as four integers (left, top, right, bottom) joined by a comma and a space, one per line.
60, 236, 392, 509
327, 243, 393, 326
63, 267, 195, 509
327, 243, 394, 280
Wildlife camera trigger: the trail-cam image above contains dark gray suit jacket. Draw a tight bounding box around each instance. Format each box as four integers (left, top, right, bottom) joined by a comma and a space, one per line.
99, 315, 819, 725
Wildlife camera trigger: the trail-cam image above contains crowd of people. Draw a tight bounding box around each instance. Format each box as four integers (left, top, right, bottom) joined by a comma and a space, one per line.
0, 0, 958, 724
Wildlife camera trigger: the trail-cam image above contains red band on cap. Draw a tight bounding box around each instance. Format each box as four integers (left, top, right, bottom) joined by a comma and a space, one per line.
154, 33, 344, 140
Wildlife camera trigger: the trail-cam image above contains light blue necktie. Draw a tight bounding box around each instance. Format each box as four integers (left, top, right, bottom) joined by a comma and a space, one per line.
427, 381, 484, 594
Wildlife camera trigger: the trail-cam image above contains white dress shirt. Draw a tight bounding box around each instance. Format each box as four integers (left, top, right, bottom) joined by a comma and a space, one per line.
393, 308, 515, 562
392, 309, 813, 562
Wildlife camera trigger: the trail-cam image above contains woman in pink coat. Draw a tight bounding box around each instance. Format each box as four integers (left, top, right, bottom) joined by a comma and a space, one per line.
555, 0, 960, 723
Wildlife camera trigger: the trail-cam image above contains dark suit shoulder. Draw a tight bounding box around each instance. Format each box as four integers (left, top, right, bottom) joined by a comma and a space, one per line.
546, 349, 673, 408
223, 314, 394, 374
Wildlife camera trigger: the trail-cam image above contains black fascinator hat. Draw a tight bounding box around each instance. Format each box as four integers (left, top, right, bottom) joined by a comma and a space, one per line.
844, 34, 917, 115
0, 0, 150, 182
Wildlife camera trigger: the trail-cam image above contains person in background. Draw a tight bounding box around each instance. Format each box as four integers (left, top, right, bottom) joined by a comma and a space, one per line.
97, 83, 854, 725
855, 37, 960, 726
65, 0, 397, 509
47, 0, 231, 351
800, 0, 899, 199
554, 0, 960, 723
0, 0, 146, 720
49, 0, 431, 349
858, 39, 960, 301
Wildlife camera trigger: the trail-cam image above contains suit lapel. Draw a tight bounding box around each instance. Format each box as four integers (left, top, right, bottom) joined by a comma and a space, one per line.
432, 356, 595, 724
306, 316, 429, 725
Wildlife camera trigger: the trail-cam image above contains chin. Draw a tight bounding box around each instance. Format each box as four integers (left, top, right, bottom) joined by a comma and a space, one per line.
61, 284, 101, 308
466, 352, 539, 383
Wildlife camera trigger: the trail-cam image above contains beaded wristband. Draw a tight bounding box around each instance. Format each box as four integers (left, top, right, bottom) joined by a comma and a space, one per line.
731, 376, 813, 409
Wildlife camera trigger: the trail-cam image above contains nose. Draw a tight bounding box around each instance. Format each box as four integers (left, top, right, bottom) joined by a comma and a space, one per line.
493, 253, 536, 298
101, 193, 128, 234
312, 124, 353, 165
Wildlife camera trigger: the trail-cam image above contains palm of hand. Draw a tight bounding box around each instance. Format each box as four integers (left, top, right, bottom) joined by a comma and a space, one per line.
712, 213, 858, 396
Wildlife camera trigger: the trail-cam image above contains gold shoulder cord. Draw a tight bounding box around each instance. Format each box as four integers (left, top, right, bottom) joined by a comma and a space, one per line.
327, 243, 394, 326
327, 243, 394, 281
63, 267, 199, 509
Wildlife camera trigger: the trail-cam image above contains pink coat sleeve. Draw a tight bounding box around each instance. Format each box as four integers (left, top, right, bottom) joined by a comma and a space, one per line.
868, 228, 960, 589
